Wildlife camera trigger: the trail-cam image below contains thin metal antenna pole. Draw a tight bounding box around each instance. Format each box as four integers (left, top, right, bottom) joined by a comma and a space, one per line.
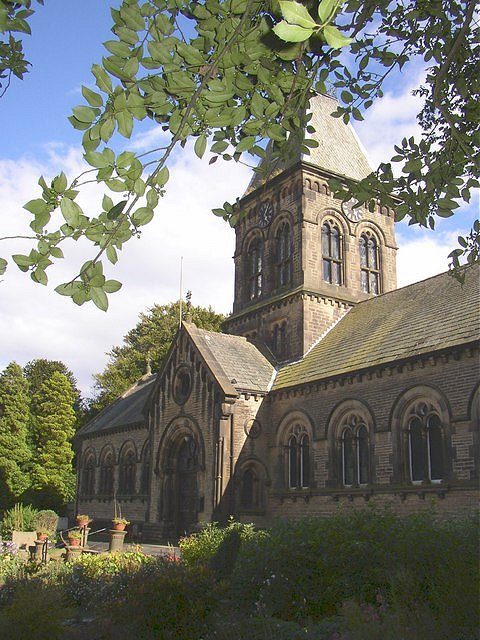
179, 256, 183, 328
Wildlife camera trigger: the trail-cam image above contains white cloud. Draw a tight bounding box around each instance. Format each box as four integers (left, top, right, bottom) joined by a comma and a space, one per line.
0, 142, 250, 397
395, 229, 457, 287
354, 67, 425, 168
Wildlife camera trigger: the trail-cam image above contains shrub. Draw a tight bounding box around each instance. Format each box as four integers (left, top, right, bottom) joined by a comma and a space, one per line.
206, 612, 343, 640
33, 509, 58, 537
209, 527, 242, 581
106, 557, 218, 640
0, 541, 21, 583
0, 580, 69, 639
0, 503, 39, 539
61, 550, 153, 610
179, 518, 263, 567
230, 508, 479, 633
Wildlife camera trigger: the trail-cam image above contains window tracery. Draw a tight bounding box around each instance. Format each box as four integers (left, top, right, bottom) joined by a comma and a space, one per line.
407, 401, 444, 482
276, 222, 292, 287
119, 448, 136, 494
322, 220, 343, 285
286, 424, 310, 488
341, 415, 369, 486
99, 451, 114, 495
248, 237, 263, 299
81, 454, 96, 496
360, 232, 380, 294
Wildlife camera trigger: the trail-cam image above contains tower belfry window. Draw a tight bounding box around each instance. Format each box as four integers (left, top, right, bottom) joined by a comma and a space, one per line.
360, 233, 380, 294
322, 221, 343, 285
276, 222, 292, 287
248, 237, 263, 299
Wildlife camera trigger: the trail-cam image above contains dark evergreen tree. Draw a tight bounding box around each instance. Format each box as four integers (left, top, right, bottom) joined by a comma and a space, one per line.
29, 372, 76, 512
23, 358, 82, 419
0, 363, 31, 508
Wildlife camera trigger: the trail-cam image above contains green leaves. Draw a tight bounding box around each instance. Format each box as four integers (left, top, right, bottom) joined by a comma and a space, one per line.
60, 198, 83, 227
323, 25, 353, 49
131, 206, 154, 226
273, 0, 353, 48
317, 0, 339, 23
278, 1, 317, 29
55, 261, 123, 311
194, 134, 207, 159
273, 21, 313, 43
273, 1, 316, 42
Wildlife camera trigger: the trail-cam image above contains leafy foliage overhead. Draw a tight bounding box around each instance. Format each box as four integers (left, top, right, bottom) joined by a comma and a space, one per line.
0, 0, 478, 307
0, 0, 43, 97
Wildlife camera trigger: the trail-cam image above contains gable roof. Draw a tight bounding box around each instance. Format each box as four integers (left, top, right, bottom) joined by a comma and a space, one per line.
76, 374, 155, 438
184, 323, 275, 395
274, 264, 480, 390
246, 93, 373, 194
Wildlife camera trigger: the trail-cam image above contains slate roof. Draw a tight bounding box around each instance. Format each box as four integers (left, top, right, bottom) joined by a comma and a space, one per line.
274, 264, 480, 390
76, 374, 155, 437
184, 323, 275, 394
246, 93, 373, 194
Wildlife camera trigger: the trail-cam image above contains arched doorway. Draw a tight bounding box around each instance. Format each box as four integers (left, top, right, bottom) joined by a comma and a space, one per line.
175, 435, 199, 537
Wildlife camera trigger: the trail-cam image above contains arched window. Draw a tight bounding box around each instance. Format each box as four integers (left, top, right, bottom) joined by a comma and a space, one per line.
248, 237, 263, 299
360, 232, 380, 294
119, 449, 136, 494
408, 402, 444, 482
81, 455, 96, 496
272, 322, 287, 359
99, 451, 114, 495
322, 221, 343, 285
341, 416, 369, 486
287, 426, 310, 488
240, 467, 261, 509
276, 222, 292, 287
140, 443, 151, 495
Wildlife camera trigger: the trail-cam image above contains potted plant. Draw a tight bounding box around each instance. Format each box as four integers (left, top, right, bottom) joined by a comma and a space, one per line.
68, 529, 83, 546
112, 517, 130, 532
36, 528, 49, 542
76, 514, 91, 527
112, 498, 129, 531
34, 509, 58, 540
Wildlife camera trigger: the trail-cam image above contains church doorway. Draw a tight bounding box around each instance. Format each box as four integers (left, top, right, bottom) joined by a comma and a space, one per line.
175, 436, 198, 537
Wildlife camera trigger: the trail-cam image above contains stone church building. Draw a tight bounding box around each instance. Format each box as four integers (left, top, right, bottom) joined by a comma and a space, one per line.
75, 94, 479, 542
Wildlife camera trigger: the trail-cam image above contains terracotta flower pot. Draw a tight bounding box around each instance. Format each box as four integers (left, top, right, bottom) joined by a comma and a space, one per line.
112, 522, 126, 531
76, 518, 90, 528
68, 537, 81, 547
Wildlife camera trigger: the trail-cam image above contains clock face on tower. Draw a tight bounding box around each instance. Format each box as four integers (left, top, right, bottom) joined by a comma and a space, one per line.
258, 200, 274, 227
341, 198, 363, 223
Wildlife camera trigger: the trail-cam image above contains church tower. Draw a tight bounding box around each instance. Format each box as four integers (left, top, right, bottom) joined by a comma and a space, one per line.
224, 93, 398, 362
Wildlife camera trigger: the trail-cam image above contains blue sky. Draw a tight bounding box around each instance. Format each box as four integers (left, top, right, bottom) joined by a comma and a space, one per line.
0, 1, 477, 397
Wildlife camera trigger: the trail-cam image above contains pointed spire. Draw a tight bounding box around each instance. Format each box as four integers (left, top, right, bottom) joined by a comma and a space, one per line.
245, 93, 373, 195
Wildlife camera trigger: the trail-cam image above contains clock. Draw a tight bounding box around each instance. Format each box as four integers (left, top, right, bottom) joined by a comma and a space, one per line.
258, 200, 274, 227
341, 198, 363, 222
